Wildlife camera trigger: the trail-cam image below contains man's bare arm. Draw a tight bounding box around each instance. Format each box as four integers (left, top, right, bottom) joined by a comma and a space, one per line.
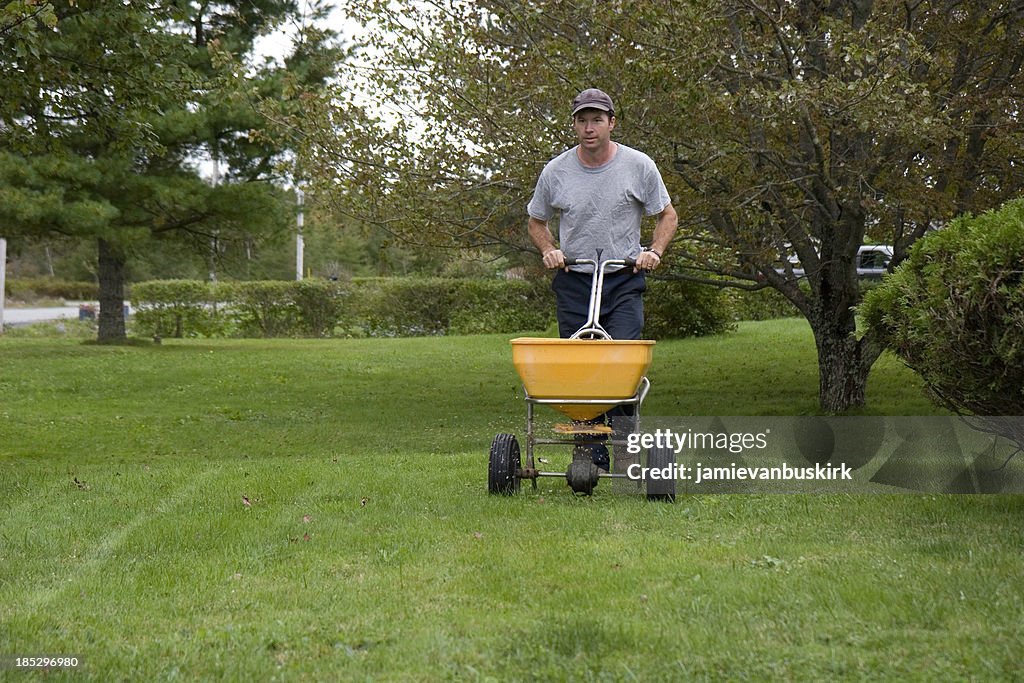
634, 203, 678, 271
528, 216, 566, 269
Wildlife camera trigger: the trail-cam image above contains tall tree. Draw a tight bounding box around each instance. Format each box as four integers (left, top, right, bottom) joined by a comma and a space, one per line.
304, 0, 1024, 411
1, 1, 344, 341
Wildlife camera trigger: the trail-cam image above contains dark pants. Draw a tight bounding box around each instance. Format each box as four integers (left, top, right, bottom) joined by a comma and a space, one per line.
552, 269, 646, 470
552, 269, 646, 340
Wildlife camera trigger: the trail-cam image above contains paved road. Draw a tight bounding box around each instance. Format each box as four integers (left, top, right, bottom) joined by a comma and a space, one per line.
2, 304, 95, 326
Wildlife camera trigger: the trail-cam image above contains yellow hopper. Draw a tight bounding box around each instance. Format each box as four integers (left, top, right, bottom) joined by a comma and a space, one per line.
511, 337, 655, 420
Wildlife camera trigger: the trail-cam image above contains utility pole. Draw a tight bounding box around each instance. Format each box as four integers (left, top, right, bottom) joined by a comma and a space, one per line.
209, 145, 220, 283
296, 187, 305, 281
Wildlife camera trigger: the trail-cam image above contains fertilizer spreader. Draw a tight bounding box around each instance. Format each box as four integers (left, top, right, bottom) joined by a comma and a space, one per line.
488, 257, 676, 500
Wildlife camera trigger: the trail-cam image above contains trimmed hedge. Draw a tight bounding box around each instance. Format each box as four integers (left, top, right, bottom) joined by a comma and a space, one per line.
724, 286, 801, 321
644, 278, 736, 338
4, 277, 99, 302
291, 279, 351, 337
130, 278, 555, 339
129, 276, 735, 339
131, 280, 225, 338
861, 199, 1024, 416
350, 278, 455, 337
218, 280, 301, 338
447, 279, 552, 336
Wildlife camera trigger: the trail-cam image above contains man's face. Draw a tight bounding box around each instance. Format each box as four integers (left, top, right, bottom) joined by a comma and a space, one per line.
573, 109, 615, 152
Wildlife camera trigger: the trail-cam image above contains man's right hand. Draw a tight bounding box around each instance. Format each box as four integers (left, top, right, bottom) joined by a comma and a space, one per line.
542, 249, 567, 270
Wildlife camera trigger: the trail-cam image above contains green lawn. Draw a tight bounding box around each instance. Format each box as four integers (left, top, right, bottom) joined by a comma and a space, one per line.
1, 320, 1020, 680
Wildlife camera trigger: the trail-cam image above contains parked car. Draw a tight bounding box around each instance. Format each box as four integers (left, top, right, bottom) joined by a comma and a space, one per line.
772, 245, 893, 280
855, 245, 893, 279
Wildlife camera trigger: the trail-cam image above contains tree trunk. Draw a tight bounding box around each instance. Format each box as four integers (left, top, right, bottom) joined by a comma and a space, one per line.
811, 316, 883, 413
97, 238, 126, 343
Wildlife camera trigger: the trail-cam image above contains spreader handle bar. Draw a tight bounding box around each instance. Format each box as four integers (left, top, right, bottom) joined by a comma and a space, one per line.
563, 258, 638, 268
563, 257, 639, 340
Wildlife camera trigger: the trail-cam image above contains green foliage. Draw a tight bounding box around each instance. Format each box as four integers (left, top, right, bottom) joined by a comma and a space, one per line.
332, 277, 553, 338
322, 1, 1024, 275
861, 199, 1024, 415
444, 279, 552, 336
128, 276, 737, 340
0, 2, 58, 44
0, 152, 123, 238
290, 278, 351, 337
130, 280, 223, 338
4, 277, 98, 302
724, 287, 802, 322
351, 277, 453, 337
218, 280, 301, 338
643, 279, 735, 339
1, 318, 96, 339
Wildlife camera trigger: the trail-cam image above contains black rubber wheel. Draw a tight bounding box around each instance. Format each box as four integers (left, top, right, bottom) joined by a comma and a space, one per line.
488, 434, 521, 495
566, 459, 600, 495
646, 445, 676, 502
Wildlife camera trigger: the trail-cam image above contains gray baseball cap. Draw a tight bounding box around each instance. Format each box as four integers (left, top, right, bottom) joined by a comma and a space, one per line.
571, 88, 615, 116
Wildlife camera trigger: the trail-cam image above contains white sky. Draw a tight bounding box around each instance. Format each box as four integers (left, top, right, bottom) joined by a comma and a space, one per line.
200, 4, 369, 184
252, 3, 363, 67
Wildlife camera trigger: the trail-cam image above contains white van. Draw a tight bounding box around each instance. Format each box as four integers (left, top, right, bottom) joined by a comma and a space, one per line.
856, 245, 893, 279
774, 245, 893, 279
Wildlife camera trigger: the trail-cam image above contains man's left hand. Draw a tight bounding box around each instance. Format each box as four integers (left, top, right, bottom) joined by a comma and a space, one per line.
633, 250, 661, 272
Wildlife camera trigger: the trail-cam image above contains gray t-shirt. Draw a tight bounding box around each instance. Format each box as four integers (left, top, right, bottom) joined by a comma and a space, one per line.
527, 143, 671, 272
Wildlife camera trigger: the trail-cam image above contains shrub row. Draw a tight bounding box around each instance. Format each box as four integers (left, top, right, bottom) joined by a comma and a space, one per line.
724, 286, 801, 321
131, 278, 554, 339
644, 278, 736, 338
130, 276, 739, 339
4, 277, 99, 302
4, 274, 791, 337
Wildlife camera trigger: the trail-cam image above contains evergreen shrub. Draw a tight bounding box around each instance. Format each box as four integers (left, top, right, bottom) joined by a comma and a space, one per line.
861, 199, 1024, 416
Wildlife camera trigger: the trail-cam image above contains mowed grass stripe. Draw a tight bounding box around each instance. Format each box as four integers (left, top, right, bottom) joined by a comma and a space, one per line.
2, 463, 224, 614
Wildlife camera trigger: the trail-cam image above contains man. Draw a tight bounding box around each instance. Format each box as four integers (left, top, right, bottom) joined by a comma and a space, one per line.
528, 88, 677, 339
527, 88, 677, 470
